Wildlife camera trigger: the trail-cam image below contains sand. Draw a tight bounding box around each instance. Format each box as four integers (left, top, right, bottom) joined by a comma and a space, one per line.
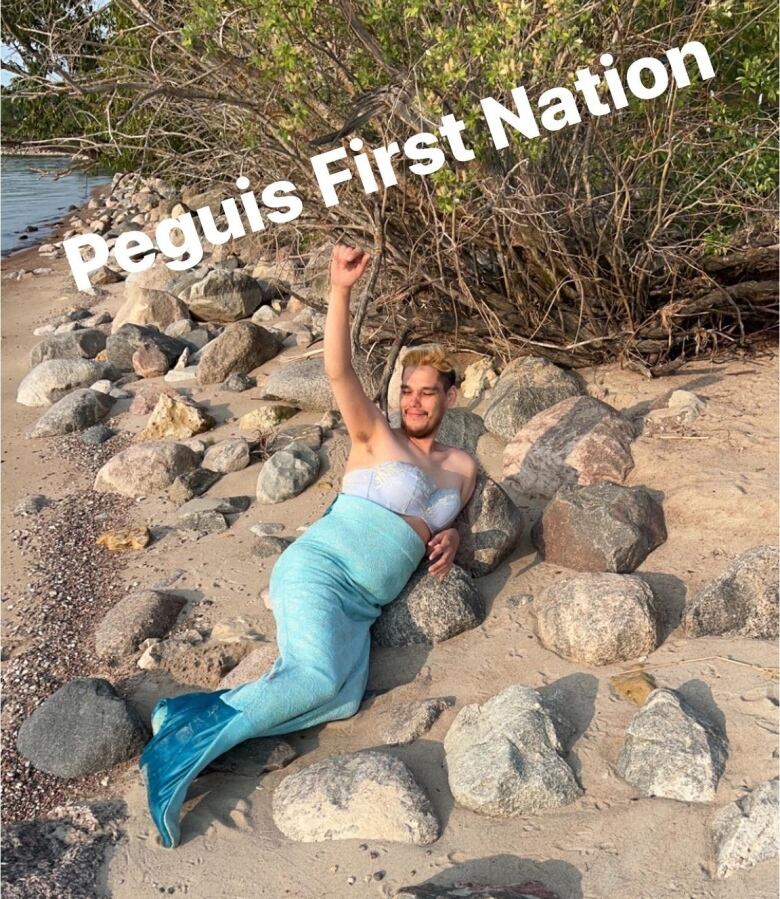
1, 244, 778, 899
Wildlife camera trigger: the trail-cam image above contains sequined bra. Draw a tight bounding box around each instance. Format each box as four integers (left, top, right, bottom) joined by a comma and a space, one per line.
341, 460, 462, 533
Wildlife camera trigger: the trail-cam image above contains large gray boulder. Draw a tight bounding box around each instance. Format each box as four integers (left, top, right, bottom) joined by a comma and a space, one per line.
389, 407, 486, 455
616, 688, 728, 802
16, 678, 148, 778
272, 750, 440, 844
535, 573, 658, 666
683, 545, 779, 639
533, 483, 667, 572
372, 565, 484, 647
94, 590, 186, 658
29, 388, 113, 438
454, 474, 523, 576
712, 779, 779, 878
94, 441, 199, 497
17, 359, 116, 407
483, 357, 583, 441
444, 684, 581, 816
263, 355, 379, 412
184, 269, 272, 321
256, 440, 320, 503
202, 438, 251, 473
196, 321, 281, 385
503, 395, 636, 498
112, 286, 189, 334
30, 329, 107, 366
106, 323, 188, 372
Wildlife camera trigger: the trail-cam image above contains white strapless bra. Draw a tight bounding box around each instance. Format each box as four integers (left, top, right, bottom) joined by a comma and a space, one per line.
341, 460, 462, 533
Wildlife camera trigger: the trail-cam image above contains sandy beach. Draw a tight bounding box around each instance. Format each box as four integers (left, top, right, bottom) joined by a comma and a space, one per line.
1, 212, 778, 899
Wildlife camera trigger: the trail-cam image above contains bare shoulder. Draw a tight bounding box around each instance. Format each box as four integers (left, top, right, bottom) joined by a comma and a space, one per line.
441, 445, 478, 478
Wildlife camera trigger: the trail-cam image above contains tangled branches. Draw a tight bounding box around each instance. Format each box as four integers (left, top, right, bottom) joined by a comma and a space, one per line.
3, 0, 777, 369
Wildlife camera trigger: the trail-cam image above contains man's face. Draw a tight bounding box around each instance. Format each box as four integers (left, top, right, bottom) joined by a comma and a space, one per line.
400, 365, 454, 438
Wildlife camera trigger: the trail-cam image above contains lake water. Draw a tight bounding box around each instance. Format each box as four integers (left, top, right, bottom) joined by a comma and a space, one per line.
1, 156, 112, 256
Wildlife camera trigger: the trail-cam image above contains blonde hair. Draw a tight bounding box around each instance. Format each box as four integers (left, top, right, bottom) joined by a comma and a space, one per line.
401, 347, 458, 390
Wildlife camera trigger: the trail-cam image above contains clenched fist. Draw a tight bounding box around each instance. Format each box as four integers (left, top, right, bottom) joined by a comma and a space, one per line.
330, 244, 370, 291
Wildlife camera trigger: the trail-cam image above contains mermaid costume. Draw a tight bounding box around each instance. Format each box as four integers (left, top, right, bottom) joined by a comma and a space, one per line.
141, 464, 461, 848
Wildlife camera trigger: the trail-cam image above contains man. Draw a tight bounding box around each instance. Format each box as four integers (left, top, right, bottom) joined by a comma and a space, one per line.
327, 243, 478, 579
140, 244, 478, 848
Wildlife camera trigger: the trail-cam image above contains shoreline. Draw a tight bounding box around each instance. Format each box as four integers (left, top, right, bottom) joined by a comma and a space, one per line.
1, 181, 778, 897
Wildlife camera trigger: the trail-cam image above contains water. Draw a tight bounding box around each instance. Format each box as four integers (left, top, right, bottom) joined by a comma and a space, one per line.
1, 156, 112, 256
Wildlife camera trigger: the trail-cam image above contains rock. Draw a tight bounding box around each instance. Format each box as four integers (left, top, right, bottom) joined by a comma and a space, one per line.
132, 342, 170, 378
116, 257, 178, 323
177, 495, 251, 517
210, 617, 264, 644
168, 468, 222, 503
112, 287, 189, 334
206, 737, 297, 777
239, 404, 299, 436
264, 355, 379, 412
136, 393, 214, 441
533, 483, 667, 572
372, 565, 484, 647
272, 750, 440, 844
94, 441, 199, 497
266, 424, 323, 454
184, 269, 271, 321
712, 779, 779, 878
223, 372, 255, 392
379, 698, 454, 746
535, 573, 659, 665
454, 475, 523, 576
81, 424, 115, 446
461, 357, 498, 399
389, 408, 486, 455
196, 321, 281, 385
502, 396, 636, 498
13, 494, 48, 516
16, 678, 148, 778
252, 305, 278, 323
17, 359, 116, 407
668, 389, 705, 419
250, 522, 286, 537
396, 882, 561, 899
29, 389, 113, 437
155, 640, 251, 688
202, 438, 251, 473
90, 379, 113, 394
29, 329, 107, 366
609, 670, 657, 705
81, 310, 113, 328
163, 366, 198, 383
1, 800, 127, 899
256, 441, 320, 503
252, 535, 293, 558
177, 508, 227, 535
95, 590, 186, 658
96, 526, 152, 551
683, 545, 779, 639
483, 358, 583, 441
105, 323, 188, 372
444, 684, 581, 816
616, 688, 728, 802
128, 383, 180, 415
164, 318, 196, 338
218, 642, 278, 688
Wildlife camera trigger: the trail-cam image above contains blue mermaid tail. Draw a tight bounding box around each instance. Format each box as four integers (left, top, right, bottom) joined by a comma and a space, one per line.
140, 495, 425, 848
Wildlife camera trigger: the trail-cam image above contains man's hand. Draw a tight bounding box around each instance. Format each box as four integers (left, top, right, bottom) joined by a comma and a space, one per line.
330, 244, 370, 291
427, 527, 460, 579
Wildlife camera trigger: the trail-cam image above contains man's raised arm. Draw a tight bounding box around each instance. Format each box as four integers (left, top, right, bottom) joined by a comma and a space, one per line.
323, 245, 386, 445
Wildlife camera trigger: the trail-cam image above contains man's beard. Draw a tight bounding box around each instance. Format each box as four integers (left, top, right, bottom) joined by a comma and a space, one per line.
401, 409, 444, 438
